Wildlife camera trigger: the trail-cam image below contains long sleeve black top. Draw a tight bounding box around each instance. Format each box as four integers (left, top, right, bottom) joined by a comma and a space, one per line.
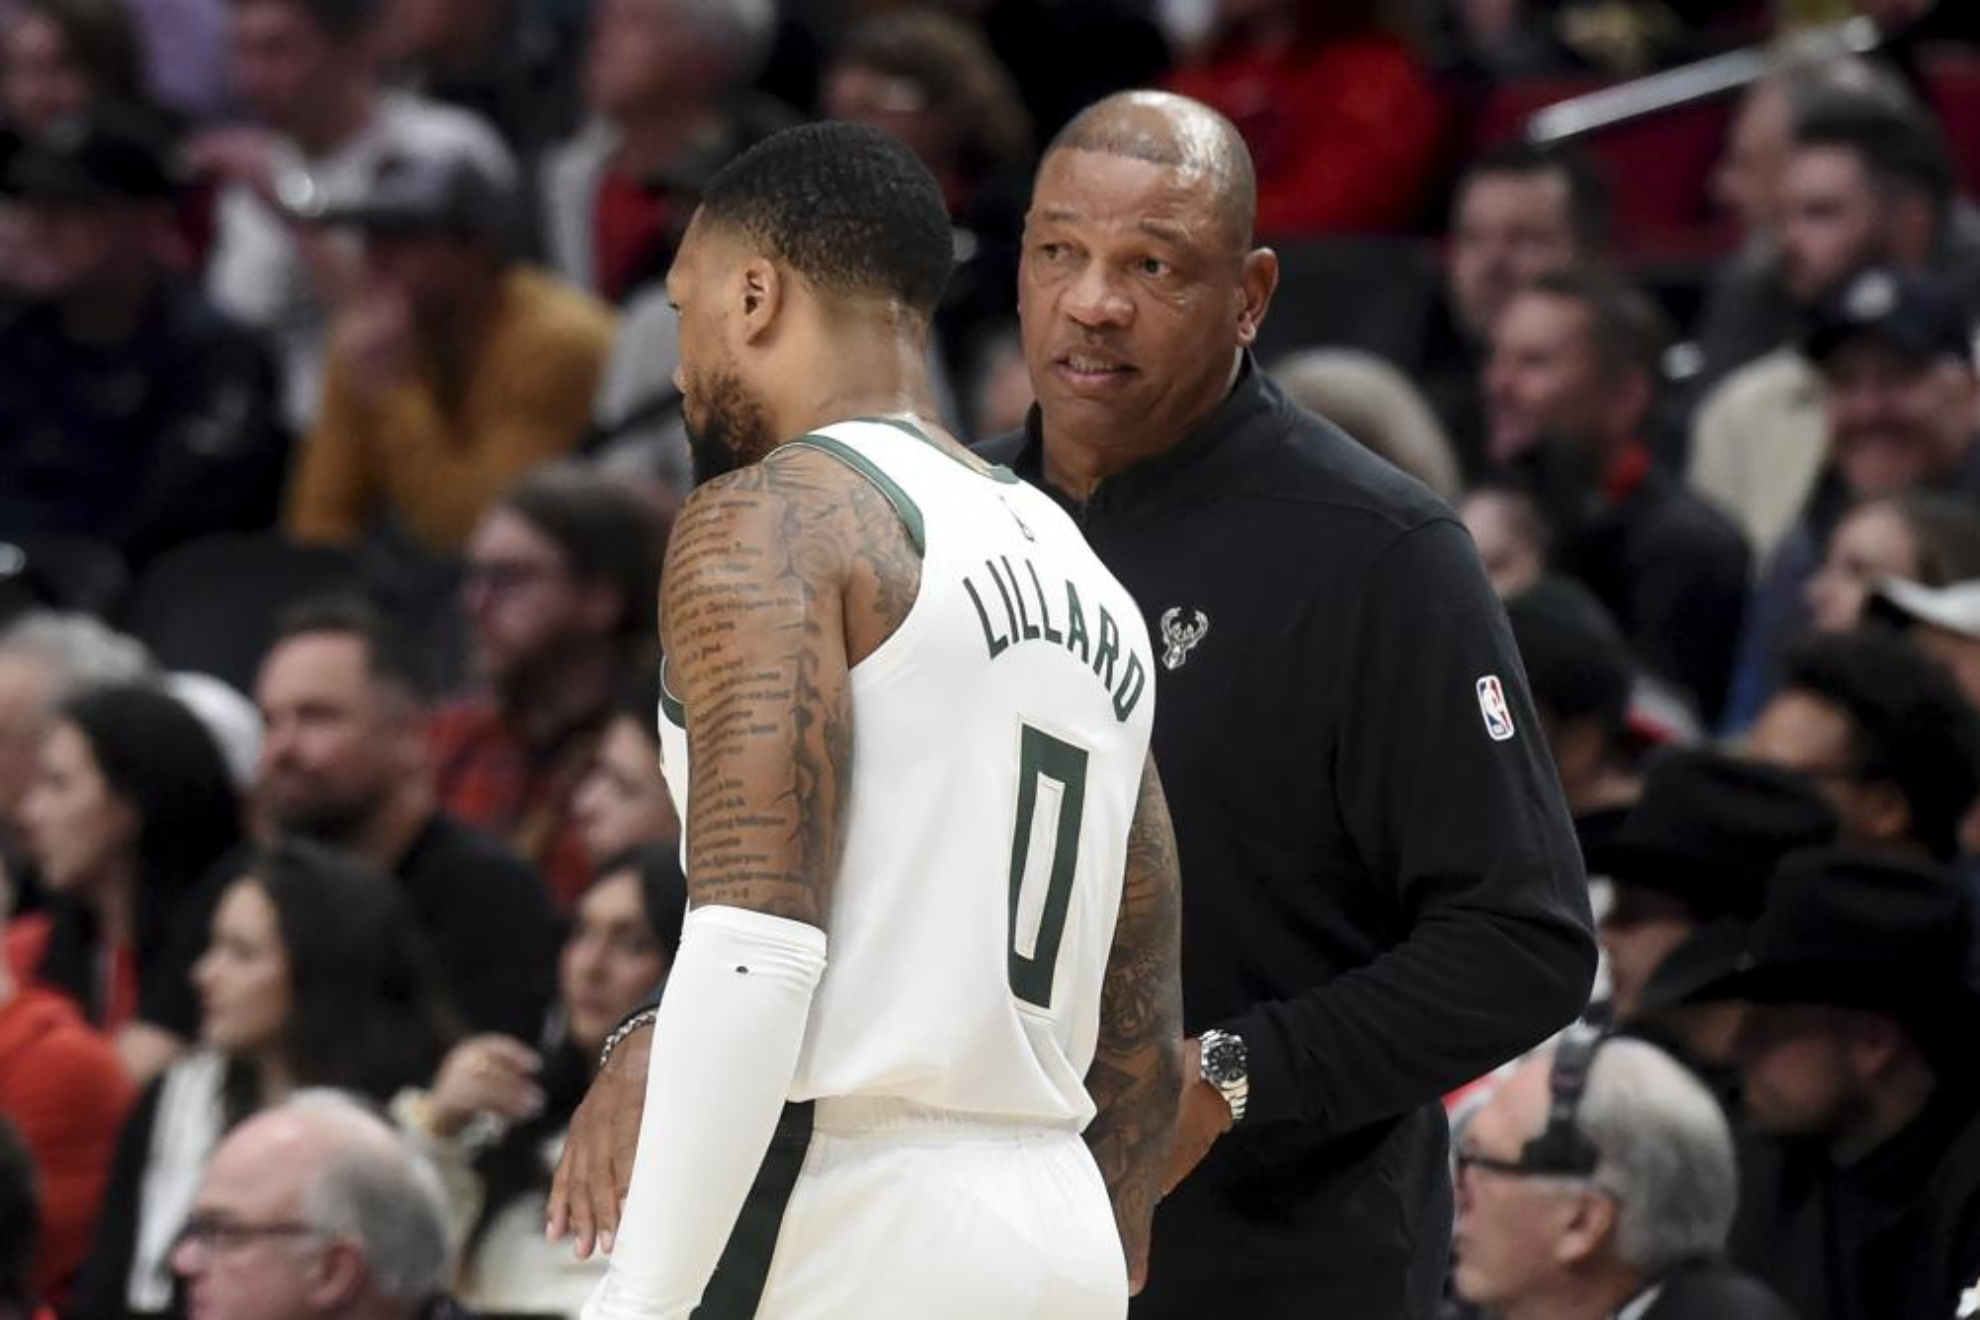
980, 359, 1596, 1318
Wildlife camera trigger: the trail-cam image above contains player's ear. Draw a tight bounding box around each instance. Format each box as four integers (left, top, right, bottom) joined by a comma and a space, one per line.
738, 257, 784, 345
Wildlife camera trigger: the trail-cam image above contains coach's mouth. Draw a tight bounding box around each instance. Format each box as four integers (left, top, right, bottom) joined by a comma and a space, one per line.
1052, 351, 1138, 392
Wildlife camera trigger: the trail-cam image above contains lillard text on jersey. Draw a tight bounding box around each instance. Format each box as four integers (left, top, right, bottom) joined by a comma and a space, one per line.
963, 553, 1150, 723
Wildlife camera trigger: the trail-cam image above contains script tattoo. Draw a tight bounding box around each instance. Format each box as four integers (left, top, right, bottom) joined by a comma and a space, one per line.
1083, 756, 1184, 1281
660, 445, 919, 926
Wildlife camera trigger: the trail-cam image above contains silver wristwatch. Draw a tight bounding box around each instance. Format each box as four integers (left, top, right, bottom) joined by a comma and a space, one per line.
1198, 1029, 1249, 1124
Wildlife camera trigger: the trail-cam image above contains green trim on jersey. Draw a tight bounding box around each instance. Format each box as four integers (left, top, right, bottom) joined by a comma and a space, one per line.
658, 659, 686, 729
857, 415, 1022, 486
790, 433, 928, 554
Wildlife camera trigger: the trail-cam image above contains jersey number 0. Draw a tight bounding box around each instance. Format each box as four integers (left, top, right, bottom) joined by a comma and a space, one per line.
1007, 724, 1089, 1011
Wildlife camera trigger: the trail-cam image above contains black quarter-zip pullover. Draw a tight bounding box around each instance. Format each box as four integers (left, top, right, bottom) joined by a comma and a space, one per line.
980, 357, 1596, 1318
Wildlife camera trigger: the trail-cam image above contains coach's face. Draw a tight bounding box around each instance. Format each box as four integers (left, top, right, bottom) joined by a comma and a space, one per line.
667, 214, 779, 486
1019, 146, 1274, 470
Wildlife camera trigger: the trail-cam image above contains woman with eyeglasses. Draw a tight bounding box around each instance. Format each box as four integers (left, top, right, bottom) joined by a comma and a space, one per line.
72, 839, 456, 1320
397, 844, 684, 1318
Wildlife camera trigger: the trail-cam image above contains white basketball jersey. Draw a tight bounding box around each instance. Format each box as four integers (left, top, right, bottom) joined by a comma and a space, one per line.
657, 418, 1155, 1130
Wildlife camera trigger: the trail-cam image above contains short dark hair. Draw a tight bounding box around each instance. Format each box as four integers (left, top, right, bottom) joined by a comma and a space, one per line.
270, 595, 431, 701
1508, 576, 1631, 737
231, 0, 379, 39
696, 121, 954, 318
1793, 94, 1957, 218
1524, 265, 1669, 383
1459, 142, 1612, 253
497, 464, 665, 644
1780, 630, 1980, 863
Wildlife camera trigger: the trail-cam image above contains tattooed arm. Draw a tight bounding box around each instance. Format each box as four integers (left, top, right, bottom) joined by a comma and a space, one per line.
663, 450, 857, 923
556, 447, 921, 1312
1083, 755, 1185, 1294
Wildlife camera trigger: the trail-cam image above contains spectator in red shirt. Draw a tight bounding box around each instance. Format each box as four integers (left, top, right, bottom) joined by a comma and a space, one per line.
1165, 0, 1441, 236
431, 464, 664, 910
0, 873, 134, 1309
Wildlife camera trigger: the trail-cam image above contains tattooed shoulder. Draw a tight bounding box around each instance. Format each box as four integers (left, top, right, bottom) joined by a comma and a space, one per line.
758, 443, 924, 653
655, 443, 921, 925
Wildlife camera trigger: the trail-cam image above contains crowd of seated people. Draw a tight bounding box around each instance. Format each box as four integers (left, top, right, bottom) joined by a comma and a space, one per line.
5, 0, 1980, 1317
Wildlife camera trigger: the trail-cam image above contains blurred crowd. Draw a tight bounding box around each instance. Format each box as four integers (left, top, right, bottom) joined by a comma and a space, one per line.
3, 0, 1980, 1316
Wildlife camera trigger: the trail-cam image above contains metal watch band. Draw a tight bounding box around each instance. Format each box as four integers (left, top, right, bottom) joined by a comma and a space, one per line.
1199, 1028, 1249, 1124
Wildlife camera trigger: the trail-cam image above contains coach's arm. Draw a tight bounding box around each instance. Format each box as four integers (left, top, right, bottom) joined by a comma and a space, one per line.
1163, 518, 1596, 1189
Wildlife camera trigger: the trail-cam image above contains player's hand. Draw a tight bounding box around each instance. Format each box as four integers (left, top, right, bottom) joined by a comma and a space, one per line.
546, 1018, 651, 1258
1159, 1037, 1233, 1196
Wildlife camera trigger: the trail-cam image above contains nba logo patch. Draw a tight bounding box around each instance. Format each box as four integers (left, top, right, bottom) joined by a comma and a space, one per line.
1476, 675, 1515, 742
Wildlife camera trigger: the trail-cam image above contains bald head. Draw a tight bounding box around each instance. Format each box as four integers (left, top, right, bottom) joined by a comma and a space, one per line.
1046, 91, 1258, 250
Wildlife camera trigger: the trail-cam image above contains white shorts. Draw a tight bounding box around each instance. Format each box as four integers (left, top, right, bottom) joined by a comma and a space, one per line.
702, 1097, 1128, 1320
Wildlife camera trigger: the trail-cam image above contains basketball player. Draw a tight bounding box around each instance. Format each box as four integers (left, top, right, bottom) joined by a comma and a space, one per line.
574, 123, 1183, 1319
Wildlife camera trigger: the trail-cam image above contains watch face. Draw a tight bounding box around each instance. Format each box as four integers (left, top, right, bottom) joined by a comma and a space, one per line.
1204, 1037, 1245, 1082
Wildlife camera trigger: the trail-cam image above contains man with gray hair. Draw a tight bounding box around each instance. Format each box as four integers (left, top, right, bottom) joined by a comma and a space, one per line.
1451, 1032, 1793, 1319
169, 1090, 455, 1320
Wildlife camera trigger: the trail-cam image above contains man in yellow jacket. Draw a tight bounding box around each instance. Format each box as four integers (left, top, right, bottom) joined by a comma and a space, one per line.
286, 144, 617, 555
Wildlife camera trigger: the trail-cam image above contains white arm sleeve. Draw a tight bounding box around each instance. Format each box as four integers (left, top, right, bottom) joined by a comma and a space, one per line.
582, 904, 828, 1320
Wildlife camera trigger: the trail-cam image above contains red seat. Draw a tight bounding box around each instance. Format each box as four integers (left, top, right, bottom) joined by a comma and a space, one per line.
1465, 79, 1738, 260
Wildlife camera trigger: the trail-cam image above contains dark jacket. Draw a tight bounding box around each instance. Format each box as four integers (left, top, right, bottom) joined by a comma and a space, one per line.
1730, 1081, 1980, 1320
980, 359, 1596, 1318
1637, 1259, 1798, 1319
1515, 446, 1750, 724
0, 279, 286, 572
393, 813, 559, 1041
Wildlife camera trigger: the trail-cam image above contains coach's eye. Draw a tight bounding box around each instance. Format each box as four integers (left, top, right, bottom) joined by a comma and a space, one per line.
1138, 256, 1170, 278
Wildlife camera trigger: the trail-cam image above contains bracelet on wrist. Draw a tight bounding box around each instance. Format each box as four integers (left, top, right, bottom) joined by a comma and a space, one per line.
598, 1006, 659, 1070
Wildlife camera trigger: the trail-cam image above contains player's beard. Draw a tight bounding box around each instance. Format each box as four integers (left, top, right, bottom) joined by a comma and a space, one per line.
685, 367, 777, 487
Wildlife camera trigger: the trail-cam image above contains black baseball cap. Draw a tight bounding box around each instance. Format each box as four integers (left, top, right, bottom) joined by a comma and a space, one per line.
1801, 267, 1973, 367
319, 146, 518, 250
0, 103, 180, 204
